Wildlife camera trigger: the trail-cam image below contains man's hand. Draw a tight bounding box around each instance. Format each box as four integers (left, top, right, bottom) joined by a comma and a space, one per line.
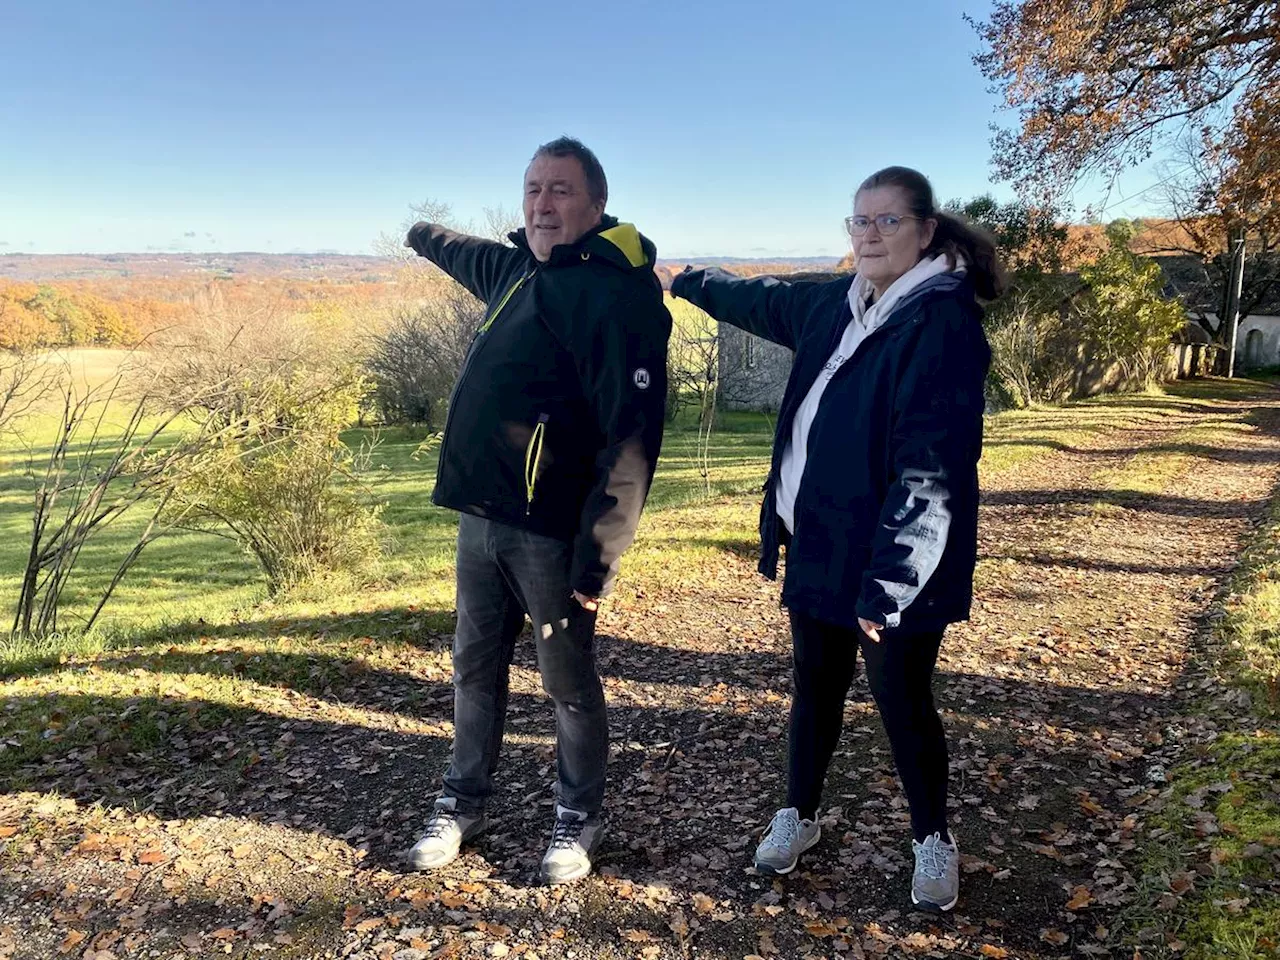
573, 591, 598, 613
858, 617, 884, 643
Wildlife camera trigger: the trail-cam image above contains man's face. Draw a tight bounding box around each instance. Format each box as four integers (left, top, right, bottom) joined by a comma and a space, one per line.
523, 153, 605, 262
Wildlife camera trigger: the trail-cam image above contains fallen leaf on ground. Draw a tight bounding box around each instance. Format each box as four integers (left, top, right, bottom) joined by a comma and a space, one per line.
57, 931, 86, 954
1066, 885, 1095, 910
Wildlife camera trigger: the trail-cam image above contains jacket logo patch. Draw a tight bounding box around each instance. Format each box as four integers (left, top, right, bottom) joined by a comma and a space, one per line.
633, 368, 651, 390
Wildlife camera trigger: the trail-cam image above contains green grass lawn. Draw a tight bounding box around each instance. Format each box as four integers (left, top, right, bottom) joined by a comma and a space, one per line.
0, 359, 776, 660
0, 350, 1265, 660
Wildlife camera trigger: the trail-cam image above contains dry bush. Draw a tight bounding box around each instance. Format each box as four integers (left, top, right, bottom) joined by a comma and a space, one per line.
136, 289, 385, 596
363, 283, 485, 428
142, 286, 363, 425
0, 348, 55, 435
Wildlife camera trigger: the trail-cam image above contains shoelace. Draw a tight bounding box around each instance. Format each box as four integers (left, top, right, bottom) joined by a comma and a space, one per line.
767, 810, 801, 849
915, 836, 952, 881
423, 809, 460, 840
549, 816, 586, 851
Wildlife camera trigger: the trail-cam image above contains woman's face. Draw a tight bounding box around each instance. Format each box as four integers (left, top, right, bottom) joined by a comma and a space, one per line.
850, 186, 936, 295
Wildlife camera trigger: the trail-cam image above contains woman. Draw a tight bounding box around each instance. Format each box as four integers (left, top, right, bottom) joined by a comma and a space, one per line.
669, 167, 1001, 912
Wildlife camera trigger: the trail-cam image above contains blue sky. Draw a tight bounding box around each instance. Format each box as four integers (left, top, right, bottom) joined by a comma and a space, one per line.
0, 0, 1170, 259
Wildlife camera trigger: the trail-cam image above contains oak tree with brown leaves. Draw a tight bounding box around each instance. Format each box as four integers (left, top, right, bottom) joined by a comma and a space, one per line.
973, 0, 1278, 203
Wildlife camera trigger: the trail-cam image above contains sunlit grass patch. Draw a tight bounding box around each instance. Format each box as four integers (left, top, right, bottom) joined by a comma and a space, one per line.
1222, 496, 1280, 711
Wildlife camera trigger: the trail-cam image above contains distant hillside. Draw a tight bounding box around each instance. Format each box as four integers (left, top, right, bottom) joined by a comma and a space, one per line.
656, 256, 843, 268
0, 252, 397, 282
832, 217, 1221, 274
654, 257, 845, 285
3, 252, 844, 283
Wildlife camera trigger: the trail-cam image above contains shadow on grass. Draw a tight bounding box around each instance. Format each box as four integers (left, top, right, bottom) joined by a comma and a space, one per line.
981, 487, 1267, 518
979, 550, 1217, 579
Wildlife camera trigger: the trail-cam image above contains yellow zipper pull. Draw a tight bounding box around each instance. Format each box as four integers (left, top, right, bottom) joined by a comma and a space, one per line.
525, 414, 549, 515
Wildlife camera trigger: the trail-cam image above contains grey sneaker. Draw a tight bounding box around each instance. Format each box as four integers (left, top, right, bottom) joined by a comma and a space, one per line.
911, 830, 960, 912
754, 807, 821, 875
407, 796, 487, 870
539, 805, 603, 885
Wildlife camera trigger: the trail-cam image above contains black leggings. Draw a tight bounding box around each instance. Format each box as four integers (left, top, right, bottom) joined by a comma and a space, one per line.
786, 610, 949, 842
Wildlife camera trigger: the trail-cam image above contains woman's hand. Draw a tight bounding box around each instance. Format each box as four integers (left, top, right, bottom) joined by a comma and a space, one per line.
858, 617, 884, 643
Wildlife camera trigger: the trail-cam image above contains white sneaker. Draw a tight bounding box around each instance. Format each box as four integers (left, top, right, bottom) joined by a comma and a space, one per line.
911, 830, 960, 912
754, 807, 821, 875
539, 804, 603, 885
407, 796, 487, 870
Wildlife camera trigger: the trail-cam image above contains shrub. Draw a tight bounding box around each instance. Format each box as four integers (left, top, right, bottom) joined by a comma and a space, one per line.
983, 275, 1081, 407
1078, 221, 1187, 385
146, 291, 385, 595
364, 283, 484, 428
166, 373, 385, 596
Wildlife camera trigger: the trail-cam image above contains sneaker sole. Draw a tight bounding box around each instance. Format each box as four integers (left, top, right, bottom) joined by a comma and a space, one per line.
539, 860, 593, 885
754, 825, 822, 876
910, 889, 959, 913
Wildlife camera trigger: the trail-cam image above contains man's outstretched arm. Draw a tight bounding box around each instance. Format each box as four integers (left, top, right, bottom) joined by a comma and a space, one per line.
405, 222, 523, 303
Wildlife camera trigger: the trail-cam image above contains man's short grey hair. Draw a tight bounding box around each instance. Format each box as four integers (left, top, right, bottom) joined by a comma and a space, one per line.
532, 136, 608, 206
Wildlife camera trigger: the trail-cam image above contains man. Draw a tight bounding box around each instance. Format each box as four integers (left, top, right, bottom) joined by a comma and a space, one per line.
403, 137, 671, 884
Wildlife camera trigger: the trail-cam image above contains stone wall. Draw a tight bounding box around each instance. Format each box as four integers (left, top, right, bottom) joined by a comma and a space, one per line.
717, 323, 791, 411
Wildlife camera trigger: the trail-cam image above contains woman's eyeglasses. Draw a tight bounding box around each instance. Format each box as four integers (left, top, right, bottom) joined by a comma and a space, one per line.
844, 214, 922, 237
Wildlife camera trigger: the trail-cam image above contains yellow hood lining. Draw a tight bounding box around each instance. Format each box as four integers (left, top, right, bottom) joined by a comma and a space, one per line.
597, 224, 648, 268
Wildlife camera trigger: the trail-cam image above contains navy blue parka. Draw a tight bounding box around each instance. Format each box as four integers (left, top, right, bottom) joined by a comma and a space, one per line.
670, 267, 990, 634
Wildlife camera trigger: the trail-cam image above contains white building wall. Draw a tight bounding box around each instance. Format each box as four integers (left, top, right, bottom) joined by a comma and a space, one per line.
1202, 314, 1280, 368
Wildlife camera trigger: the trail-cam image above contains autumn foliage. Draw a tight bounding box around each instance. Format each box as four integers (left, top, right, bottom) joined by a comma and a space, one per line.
973, 0, 1279, 206
0, 281, 181, 349
0, 273, 408, 352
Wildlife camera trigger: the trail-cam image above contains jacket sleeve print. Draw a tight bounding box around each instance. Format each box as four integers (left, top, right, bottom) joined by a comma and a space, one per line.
671, 267, 816, 351
570, 293, 672, 597
856, 303, 990, 629
405, 222, 519, 303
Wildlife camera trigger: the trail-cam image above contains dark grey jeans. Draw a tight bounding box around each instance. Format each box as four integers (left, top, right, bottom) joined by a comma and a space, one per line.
441, 513, 607, 816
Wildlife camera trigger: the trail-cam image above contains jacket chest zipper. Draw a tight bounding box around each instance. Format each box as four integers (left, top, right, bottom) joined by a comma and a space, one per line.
479, 270, 534, 333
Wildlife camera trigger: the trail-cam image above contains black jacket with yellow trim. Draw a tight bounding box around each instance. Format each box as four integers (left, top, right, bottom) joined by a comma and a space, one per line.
406, 215, 671, 598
